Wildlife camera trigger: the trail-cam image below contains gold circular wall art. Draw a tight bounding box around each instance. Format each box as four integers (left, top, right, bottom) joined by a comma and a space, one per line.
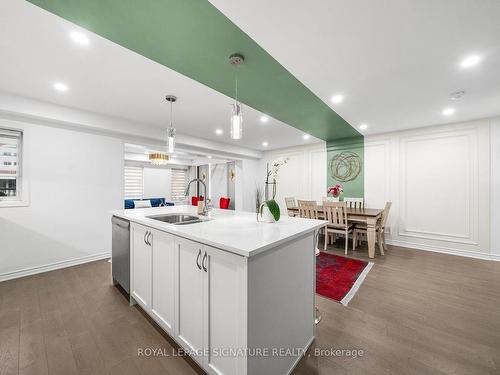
329, 151, 362, 182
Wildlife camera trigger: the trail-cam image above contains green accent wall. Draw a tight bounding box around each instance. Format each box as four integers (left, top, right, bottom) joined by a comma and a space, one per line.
27, 0, 360, 142
327, 136, 364, 198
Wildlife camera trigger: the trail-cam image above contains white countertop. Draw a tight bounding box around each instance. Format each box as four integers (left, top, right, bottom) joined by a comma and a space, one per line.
111, 205, 326, 257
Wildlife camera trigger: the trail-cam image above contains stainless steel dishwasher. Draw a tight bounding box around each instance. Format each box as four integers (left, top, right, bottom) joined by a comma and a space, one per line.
111, 216, 130, 294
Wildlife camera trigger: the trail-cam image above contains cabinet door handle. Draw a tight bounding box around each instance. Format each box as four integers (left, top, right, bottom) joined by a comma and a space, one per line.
144, 231, 148, 245
202, 251, 208, 272
147, 232, 152, 246
196, 249, 202, 270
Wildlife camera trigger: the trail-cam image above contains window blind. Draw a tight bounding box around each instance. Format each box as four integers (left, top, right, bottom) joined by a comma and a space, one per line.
0, 128, 21, 198
171, 168, 187, 202
124, 166, 143, 199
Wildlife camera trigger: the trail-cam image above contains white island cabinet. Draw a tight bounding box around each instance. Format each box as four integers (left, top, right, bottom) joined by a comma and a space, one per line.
116, 205, 326, 375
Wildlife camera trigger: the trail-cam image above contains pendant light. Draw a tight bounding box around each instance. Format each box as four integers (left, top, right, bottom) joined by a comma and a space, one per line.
165, 95, 177, 153
229, 53, 244, 140
149, 153, 169, 165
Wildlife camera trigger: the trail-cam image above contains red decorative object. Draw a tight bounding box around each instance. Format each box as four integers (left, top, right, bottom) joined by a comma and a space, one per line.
316, 252, 371, 304
219, 197, 230, 209
191, 196, 204, 206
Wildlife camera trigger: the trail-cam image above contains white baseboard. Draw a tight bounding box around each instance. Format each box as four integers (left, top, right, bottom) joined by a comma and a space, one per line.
0, 251, 111, 282
386, 239, 500, 262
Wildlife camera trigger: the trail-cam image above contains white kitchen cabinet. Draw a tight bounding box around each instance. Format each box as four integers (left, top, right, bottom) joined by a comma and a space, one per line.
130, 223, 152, 311
203, 245, 247, 375
175, 237, 205, 365
151, 229, 176, 335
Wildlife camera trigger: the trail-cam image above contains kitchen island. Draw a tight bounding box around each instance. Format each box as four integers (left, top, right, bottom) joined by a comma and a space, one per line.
111, 205, 326, 375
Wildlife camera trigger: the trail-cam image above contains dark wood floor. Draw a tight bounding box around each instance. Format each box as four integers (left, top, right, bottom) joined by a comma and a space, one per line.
1, 243, 499, 375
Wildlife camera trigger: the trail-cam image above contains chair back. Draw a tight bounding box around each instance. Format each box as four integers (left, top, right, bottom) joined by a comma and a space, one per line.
379, 202, 392, 228
323, 201, 348, 227
192, 196, 204, 206
219, 197, 230, 209
284, 197, 296, 209
344, 197, 364, 209
297, 200, 319, 219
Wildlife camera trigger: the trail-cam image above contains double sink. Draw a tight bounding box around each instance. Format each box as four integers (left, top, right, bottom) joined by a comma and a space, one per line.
147, 213, 206, 225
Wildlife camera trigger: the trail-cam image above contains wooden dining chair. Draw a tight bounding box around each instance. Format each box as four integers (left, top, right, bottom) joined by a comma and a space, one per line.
323, 201, 355, 255
284, 197, 297, 217
353, 202, 392, 255
344, 197, 364, 209
297, 200, 319, 220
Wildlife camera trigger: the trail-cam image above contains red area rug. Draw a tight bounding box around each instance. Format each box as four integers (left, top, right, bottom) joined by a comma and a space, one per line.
316, 252, 373, 305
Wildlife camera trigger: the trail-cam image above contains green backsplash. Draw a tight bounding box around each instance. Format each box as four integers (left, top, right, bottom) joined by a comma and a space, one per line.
326, 136, 364, 198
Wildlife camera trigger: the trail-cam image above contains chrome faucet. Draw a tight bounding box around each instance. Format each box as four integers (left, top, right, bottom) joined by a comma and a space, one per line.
185, 178, 208, 216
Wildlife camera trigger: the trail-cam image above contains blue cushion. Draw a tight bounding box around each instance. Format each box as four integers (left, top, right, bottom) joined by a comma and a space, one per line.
124, 198, 175, 209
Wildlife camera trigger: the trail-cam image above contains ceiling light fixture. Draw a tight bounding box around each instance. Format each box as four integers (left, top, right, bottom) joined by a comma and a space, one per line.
260, 115, 269, 123
460, 55, 481, 69
215, 129, 223, 135
303, 134, 311, 140
229, 53, 244, 140
442, 107, 455, 116
53, 82, 69, 92
149, 153, 169, 165
165, 95, 177, 153
70, 31, 89, 46
207, 155, 212, 159
262, 141, 269, 147
331, 94, 344, 104
359, 123, 368, 130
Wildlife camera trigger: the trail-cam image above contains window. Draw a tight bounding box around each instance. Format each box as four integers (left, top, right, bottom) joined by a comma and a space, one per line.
171, 168, 187, 202
124, 166, 143, 199
0, 128, 22, 200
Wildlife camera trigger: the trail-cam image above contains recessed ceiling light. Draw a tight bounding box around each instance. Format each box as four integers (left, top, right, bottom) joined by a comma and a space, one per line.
70, 31, 89, 46
207, 155, 212, 159
262, 141, 269, 147
442, 107, 455, 116
359, 123, 368, 130
260, 116, 269, 123
172, 155, 177, 158
460, 55, 481, 69
331, 94, 344, 104
303, 134, 311, 140
215, 129, 223, 135
53, 82, 69, 92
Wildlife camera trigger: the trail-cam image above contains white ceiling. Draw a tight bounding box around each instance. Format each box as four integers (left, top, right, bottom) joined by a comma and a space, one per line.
0, 0, 321, 151
210, 0, 500, 135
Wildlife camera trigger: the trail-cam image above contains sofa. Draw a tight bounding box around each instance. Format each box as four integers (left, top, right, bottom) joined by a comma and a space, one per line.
124, 198, 175, 209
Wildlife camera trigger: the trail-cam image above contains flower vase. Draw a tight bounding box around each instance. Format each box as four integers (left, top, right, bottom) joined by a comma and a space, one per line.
257, 206, 276, 223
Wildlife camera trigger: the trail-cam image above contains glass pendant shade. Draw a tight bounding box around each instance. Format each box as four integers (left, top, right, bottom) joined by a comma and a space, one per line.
167, 126, 175, 153
230, 102, 243, 140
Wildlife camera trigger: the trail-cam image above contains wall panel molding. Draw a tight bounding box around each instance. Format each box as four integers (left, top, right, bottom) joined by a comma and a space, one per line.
365, 119, 491, 257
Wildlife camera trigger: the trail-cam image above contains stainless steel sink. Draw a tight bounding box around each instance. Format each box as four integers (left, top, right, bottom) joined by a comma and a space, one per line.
147, 213, 204, 225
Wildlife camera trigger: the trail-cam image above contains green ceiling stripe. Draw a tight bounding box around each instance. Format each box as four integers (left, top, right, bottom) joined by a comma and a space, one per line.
27, 0, 361, 141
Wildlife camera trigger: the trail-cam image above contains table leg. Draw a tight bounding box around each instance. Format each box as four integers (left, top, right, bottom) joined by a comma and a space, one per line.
367, 217, 377, 259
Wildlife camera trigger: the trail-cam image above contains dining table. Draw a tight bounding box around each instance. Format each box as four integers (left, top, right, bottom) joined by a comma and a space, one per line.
288, 205, 384, 258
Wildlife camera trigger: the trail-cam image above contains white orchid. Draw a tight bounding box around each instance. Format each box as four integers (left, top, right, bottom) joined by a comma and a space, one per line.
267, 157, 289, 180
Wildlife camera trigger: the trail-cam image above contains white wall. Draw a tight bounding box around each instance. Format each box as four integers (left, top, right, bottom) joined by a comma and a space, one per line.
0, 118, 123, 280
365, 118, 492, 259
259, 142, 327, 214
143, 167, 172, 199
209, 163, 228, 208
490, 117, 500, 257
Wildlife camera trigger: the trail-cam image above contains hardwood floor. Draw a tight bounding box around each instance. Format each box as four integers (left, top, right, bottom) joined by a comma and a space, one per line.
1, 243, 499, 375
